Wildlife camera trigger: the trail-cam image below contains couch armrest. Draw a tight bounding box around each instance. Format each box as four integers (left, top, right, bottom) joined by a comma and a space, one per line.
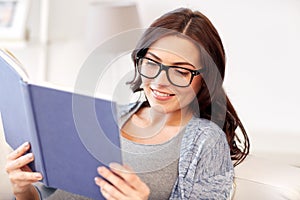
233, 155, 300, 200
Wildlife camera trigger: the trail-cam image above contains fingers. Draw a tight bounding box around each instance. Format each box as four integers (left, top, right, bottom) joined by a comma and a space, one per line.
9, 172, 42, 196
96, 163, 150, 200
6, 152, 34, 173
6, 151, 43, 183
9, 171, 43, 183
5, 142, 43, 196
109, 163, 148, 191
95, 177, 124, 200
97, 166, 133, 195
5, 141, 43, 181
100, 187, 118, 200
7, 142, 30, 160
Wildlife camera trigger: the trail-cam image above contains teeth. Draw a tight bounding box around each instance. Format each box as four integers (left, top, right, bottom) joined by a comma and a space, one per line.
153, 90, 171, 97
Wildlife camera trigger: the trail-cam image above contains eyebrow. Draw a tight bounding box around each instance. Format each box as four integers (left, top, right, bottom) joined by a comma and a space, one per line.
146, 51, 196, 69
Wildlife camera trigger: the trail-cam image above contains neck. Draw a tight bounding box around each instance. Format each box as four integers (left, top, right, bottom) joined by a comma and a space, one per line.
148, 106, 193, 127
122, 104, 194, 143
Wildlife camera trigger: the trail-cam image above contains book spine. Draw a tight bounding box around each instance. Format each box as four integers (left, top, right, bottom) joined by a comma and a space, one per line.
21, 81, 48, 185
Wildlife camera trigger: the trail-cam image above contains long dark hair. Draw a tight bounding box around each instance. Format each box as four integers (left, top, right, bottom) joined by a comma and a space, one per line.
129, 8, 249, 166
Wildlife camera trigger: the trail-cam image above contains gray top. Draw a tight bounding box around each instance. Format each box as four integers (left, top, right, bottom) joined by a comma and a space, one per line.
121, 131, 185, 200
119, 101, 185, 199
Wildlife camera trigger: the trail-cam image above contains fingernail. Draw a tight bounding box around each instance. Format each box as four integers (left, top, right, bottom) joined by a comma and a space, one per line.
94, 177, 104, 187
35, 173, 42, 180
97, 167, 104, 173
24, 142, 29, 148
27, 153, 33, 159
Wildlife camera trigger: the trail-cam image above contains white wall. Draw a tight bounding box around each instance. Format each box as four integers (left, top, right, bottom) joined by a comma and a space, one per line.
5, 0, 300, 165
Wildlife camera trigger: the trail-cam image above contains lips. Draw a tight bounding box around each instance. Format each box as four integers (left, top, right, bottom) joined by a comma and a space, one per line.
150, 88, 175, 100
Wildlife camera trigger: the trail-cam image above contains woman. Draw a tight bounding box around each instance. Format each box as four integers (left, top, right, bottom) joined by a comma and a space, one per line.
5, 8, 249, 200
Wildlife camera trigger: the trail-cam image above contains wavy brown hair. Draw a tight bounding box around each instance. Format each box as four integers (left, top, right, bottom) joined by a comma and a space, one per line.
129, 8, 249, 166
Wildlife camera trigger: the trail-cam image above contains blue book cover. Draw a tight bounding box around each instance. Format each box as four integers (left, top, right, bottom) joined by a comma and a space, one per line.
0, 49, 122, 199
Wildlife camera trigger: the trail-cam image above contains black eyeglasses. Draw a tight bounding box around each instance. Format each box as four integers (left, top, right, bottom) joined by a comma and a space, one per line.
136, 57, 204, 87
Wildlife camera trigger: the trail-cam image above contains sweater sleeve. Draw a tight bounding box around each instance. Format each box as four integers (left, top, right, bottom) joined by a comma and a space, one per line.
33, 183, 93, 200
189, 131, 234, 200
170, 118, 235, 200
33, 183, 57, 199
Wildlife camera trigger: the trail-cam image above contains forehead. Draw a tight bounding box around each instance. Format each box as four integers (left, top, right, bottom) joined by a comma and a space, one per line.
148, 35, 200, 67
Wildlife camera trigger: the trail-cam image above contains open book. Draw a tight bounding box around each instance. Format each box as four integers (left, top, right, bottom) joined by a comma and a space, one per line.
0, 49, 122, 199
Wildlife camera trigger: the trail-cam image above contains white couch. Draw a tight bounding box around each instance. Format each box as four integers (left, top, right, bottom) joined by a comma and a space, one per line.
1, 124, 300, 200
233, 155, 300, 199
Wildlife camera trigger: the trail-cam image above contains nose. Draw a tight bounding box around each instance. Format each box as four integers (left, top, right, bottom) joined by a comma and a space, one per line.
153, 69, 170, 86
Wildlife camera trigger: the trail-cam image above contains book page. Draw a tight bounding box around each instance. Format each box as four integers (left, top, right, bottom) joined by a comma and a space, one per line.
0, 48, 29, 83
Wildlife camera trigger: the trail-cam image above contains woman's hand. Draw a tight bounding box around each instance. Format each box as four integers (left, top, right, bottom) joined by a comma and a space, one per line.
5, 142, 43, 199
95, 163, 150, 200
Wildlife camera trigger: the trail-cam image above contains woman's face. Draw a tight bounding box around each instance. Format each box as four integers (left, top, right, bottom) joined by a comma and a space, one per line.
141, 35, 203, 114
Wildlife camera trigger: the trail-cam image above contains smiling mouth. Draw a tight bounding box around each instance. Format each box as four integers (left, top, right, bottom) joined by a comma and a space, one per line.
151, 88, 175, 97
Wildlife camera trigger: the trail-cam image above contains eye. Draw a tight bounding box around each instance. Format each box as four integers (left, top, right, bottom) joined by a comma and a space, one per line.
145, 59, 157, 66
174, 68, 190, 77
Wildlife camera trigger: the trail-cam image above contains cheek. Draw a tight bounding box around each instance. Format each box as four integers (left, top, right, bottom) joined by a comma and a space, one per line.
180, 89, 197, 101
176, 87, 198, 107
141, 77, 151, 86
178, 78, 202, 104
140, 78, 152, 96
190, 77, 202, 94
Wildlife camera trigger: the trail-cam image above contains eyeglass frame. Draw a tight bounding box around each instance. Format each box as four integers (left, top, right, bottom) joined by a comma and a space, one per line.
135, 56, 205, 87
